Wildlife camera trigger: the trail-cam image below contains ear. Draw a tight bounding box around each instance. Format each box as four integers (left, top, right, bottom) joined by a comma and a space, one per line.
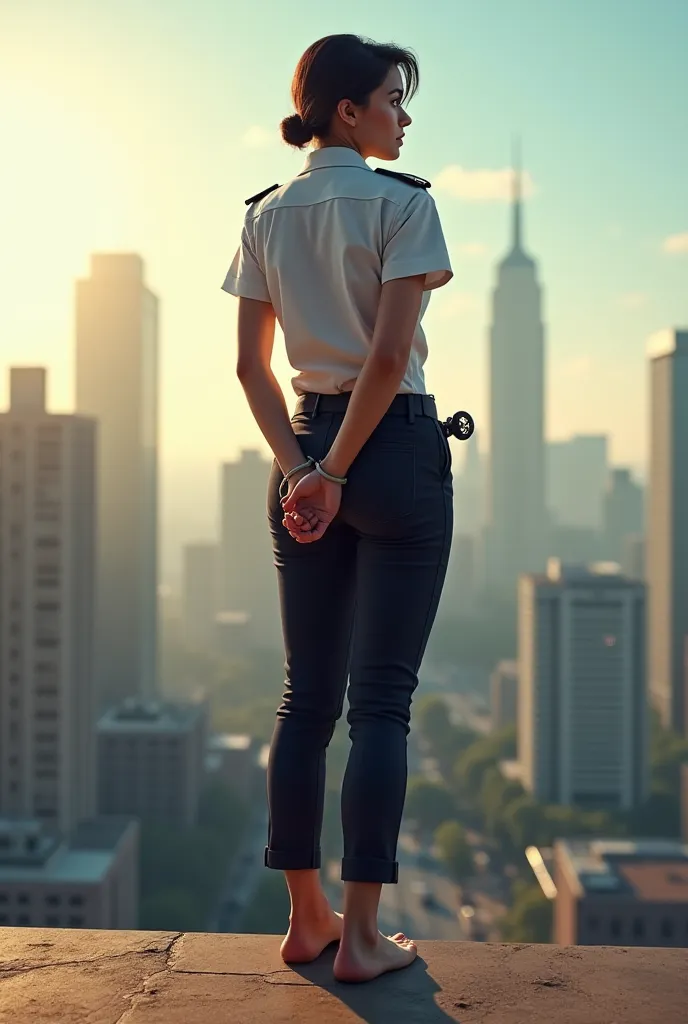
335, 98, 357, 128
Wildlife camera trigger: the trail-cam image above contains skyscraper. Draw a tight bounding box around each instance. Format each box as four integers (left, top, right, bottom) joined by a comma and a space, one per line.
603, 468, 644, 563
75, 254, 159, 711
547, 435, 609, 532
218, 449, 281, 650
646, 328, 688, 733
0, 368, 97, 835
484, 147, 547, 597
518, 559, 647, 811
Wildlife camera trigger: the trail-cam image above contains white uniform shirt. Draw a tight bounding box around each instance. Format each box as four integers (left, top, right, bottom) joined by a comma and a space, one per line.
222, 146, 453, 395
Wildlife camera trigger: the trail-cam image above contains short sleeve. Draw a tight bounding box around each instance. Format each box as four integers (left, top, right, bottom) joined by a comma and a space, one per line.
220, 222, 271, 302
381, 191, 453, 291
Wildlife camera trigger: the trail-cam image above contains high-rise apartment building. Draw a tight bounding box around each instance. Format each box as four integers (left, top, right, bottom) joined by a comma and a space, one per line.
218, 449, 281, 649
547, 435, 609, 532
484, 150, 547, 597
0, 368, 97, 835
98, 697, 208, 826
518, 559, 647, 810
75, 253, 159, 710
646, 328, 688, 733
182, 542, 218, 653
603, 468, 644, 563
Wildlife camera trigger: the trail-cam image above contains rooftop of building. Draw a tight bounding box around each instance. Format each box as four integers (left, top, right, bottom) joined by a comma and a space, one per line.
646, 327, 688, 359
556, 838, 688, 901
527, 557, 643, 588
0, 816, 135, 884
0, 929, 684, 1023
98, 696, 205, 734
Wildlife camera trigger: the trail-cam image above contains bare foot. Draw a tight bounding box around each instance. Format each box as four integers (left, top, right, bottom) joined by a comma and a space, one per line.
280, 909, 343, 963
333, 929, 418, 983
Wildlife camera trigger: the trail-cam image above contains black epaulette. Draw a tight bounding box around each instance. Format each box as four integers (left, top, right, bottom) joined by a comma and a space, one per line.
244, 183, 280, 207
374, 168, 431, 190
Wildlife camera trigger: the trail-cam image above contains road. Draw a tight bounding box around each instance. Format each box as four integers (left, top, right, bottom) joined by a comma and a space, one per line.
208, 797, 269, 933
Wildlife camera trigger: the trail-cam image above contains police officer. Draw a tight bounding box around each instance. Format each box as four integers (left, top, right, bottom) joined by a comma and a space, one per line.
222, 33, 454, 983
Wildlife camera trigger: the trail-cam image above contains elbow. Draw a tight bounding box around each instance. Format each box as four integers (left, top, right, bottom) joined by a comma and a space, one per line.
236, 358, 259, 383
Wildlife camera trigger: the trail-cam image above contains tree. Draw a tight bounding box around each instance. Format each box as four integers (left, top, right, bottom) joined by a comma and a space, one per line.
434, 820, 474, 881
479, 767, 524, 840
405, 777, 456, 836
140, 888, 203, 931
500, 882, 553, 944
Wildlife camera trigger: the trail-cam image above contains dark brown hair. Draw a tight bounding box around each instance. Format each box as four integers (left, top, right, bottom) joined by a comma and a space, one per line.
280, 34, 419, 149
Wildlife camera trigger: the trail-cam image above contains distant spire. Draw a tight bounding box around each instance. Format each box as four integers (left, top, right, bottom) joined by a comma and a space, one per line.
511, 136, 522, 252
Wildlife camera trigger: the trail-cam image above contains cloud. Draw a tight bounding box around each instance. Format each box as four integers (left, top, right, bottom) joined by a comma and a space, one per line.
662, 231, 688, 254
434, 165, 536, 201
616, 292, 649, 310
241, 125, 274, 149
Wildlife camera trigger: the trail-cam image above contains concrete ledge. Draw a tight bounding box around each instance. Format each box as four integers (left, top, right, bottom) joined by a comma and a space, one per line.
0, 928, 686, 1023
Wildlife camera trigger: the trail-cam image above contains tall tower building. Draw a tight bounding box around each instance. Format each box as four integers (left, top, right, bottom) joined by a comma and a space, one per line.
646, 328, 688, 733
518, 559, 647, 811
218, 449, 281, 650
484, 146, 547, 598
0, 368, 97, 835
75, 254, 159, 710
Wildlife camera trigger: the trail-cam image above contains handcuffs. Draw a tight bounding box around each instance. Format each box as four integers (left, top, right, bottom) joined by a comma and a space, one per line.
440, 410, 475, 440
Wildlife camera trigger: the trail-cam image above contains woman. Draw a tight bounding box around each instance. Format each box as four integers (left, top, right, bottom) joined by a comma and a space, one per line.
222, 33, 454, 983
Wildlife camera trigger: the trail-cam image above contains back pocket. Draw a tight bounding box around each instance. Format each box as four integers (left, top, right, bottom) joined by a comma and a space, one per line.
343, 441, 416, 525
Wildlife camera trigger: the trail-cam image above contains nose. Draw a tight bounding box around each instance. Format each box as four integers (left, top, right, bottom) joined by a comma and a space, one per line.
399, 107, 412, 128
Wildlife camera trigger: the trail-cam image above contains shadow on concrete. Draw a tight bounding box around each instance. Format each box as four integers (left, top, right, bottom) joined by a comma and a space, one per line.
291, 945, 458, 1024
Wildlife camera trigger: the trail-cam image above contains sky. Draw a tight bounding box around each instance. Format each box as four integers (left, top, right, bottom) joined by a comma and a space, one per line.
1, 0, 687, 579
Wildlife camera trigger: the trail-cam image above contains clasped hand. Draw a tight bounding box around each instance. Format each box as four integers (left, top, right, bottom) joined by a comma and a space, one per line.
281, 468, 342, 543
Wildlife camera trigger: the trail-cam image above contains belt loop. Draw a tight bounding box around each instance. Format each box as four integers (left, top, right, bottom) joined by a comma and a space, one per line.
407, 394, 415, 424
312, 394, 321, 419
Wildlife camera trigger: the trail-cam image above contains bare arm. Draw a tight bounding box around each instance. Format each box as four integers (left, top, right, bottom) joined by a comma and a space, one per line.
319, 275, 425, 479
235, 297, 308, 477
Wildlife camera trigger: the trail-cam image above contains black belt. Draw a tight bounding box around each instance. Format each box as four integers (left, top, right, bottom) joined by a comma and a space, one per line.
295, 392, 438, 420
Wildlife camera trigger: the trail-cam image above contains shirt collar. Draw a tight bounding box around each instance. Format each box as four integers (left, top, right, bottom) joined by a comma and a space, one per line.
300, 147, 370, 175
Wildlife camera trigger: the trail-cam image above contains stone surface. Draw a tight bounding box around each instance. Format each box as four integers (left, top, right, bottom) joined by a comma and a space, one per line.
0, 928, 686, 1023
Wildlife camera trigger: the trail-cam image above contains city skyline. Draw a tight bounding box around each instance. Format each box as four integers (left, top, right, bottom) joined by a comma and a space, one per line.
2, 1, 687, 579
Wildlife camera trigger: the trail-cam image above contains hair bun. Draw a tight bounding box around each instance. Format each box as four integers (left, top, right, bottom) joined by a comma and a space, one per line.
280, 112, 314, 148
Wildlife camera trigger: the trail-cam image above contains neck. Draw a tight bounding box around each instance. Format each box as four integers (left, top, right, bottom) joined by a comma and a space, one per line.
313, 135, 364, 157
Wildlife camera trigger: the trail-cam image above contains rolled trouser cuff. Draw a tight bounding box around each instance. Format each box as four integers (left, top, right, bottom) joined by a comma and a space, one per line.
341, 856, 399, 884
264, 846, 321, 870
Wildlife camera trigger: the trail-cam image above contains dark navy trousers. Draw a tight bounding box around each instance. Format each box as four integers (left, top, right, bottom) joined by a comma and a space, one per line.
265, 392, 453, 884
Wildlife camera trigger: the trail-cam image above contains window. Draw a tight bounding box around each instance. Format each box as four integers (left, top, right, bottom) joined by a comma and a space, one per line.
610, 918, 622, 939
661, 919, 674, 940
633, 917, 645, 939
16, 914, 30, 926
69, 895, 84, 907
0, 892, 8, 902
69, 915, 84, 928
45, 915, 60, 927
0, 915, 7, 925
587, 916, 599, 932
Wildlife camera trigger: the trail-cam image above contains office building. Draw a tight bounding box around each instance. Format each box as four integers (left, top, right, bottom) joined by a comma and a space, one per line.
548, 435, 609, 532
205, 734, 260, 801
0, 817, 138, 929
218, 449, 281, 649
182, 542, 218, 653
484, 148, 547, 596
98, 697, 208, 826
646, 329, 688, 733
518, 560, 647, 810
490, 659, 518, 731
603, 468, 644, 563
551, 838, 688, 947
0, 368, 97, 836
75, 253, 159, 710
621, 534, 645, 582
